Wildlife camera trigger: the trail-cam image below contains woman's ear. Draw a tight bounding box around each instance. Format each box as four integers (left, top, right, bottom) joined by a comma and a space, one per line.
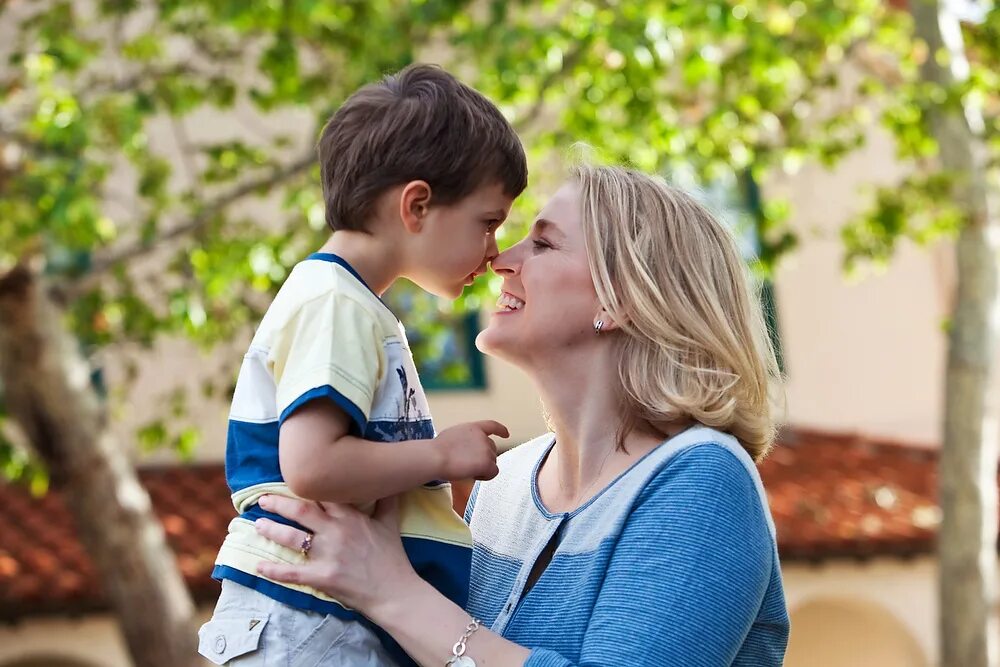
594, 308, 621, 335
399, 180, 432, 233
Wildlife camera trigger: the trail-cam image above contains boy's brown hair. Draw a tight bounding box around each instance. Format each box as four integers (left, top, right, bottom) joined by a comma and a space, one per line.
318, 64, 528, 232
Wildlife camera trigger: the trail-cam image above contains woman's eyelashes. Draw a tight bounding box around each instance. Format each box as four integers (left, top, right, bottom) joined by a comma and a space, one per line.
532, 238, 552, 252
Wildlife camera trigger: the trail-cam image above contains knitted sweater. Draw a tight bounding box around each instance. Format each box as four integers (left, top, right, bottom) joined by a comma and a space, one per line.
464, 426, 789, 666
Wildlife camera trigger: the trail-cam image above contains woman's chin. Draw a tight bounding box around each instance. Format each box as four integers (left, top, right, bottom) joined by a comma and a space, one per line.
475, 321, 517, 359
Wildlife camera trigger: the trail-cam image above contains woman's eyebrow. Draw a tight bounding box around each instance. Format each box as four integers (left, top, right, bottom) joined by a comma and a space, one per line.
534, 218, 565, 239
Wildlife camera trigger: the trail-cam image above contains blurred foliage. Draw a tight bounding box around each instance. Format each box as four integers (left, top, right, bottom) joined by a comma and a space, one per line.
0, 0, 996, 477
840, 2, 999, 274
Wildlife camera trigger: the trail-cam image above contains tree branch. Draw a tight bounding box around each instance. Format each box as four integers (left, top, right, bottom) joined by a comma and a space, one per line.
512, 39, 588, 134
75, 148, 316, 290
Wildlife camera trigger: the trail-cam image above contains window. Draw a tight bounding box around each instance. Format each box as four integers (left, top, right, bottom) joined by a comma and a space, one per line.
382, 286, 487, 392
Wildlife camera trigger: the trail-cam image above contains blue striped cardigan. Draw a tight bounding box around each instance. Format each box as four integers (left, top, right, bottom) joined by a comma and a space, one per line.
464, 426, 789, 666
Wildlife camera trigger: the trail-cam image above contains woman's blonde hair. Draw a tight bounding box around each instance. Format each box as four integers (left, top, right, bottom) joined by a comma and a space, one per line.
574, 164, 782, 461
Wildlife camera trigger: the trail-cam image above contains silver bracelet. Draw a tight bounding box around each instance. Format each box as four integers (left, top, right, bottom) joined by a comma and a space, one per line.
445, 618, 481, 667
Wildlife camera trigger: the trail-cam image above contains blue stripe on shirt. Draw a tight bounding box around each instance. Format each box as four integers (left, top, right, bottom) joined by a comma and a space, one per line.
278, 385, 368, 434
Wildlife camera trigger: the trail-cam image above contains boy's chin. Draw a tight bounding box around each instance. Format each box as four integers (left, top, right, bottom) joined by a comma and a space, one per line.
436, 283, 465, 300
415, 280, 463, 300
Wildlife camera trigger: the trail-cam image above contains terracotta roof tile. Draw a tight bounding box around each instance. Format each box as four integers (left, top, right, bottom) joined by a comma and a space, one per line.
0, 427, 992, 618
0, 464, 230, 620
761, 427, 959, 560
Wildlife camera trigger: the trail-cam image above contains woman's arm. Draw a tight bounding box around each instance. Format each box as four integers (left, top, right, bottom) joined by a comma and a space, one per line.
370, 576, 532, 667
254, 495, 532, 667
526, 444, 777, 667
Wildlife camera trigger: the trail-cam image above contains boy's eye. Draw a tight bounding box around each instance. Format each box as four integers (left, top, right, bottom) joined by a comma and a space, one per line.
485, 219, 501, 233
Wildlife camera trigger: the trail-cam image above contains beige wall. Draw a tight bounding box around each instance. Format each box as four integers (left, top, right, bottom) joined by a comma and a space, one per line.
0, 608, 216, 667
786, 597, 929, 667
0, 560, 963, 667
784, 558, 937, 664
424, 352, 550, 448
0, 616, 132, 667
771, 125, 950, 445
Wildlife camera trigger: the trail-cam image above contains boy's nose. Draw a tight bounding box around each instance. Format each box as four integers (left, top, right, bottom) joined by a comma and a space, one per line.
485, 236, 500, 261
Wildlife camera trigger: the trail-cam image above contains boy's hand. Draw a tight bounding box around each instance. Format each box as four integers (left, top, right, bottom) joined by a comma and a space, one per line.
434, 420, 509, 481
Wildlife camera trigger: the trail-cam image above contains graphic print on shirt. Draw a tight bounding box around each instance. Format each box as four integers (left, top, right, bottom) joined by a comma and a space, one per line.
364, 337, 434, 442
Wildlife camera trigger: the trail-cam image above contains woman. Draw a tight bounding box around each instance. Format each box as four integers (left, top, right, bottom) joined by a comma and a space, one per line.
254, 165, 789, 666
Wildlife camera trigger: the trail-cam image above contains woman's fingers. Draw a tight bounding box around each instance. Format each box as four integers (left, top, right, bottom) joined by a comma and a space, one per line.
254, 517, 309, 552
257, 560, 314, 585
258, 494, 328, 529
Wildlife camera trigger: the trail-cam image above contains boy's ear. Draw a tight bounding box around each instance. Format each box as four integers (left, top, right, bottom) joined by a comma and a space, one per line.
399, 180, 432, 233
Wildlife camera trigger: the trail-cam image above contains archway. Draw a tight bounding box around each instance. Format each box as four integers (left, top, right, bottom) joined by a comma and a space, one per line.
785, 597, 928, 667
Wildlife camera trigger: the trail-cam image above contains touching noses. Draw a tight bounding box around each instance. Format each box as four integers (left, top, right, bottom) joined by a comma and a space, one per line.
490, 242, 524, 277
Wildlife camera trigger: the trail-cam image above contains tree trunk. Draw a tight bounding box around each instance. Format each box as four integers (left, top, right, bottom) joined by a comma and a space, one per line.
0, 264, 201, 667
913, 2, 1000, 665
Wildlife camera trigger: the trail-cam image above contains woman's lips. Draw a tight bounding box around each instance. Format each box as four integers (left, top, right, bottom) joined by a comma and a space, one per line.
495, 292, 525, 313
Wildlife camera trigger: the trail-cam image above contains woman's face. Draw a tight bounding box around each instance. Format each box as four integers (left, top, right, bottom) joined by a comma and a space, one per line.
476, 181, 602, 366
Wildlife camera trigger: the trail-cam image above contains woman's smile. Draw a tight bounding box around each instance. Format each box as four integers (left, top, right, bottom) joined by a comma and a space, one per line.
495, 291, 525, 314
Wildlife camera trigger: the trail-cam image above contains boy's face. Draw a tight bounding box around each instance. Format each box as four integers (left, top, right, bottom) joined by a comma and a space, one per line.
408, 181, 515, 299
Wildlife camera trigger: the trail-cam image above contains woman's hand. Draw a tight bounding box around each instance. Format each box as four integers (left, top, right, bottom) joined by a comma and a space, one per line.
256, 495, 534, 667
253, 494, 419, 615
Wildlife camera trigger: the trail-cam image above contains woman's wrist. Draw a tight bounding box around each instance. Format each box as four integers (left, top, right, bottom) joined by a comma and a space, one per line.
366, 569, 435, 626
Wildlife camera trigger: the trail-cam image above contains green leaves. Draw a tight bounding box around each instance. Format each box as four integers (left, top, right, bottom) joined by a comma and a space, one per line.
1, 0, 995, 472
842, 172, 964, 274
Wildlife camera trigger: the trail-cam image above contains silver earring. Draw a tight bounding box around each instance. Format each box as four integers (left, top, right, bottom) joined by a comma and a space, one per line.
594, 320, 604, 335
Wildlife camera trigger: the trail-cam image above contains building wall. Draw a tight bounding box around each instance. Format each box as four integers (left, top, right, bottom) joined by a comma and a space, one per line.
0, 609, 216, 667
783, 557, 938, 664
786, 597, 930, 667
1, 561, 954, 667
772, 123, 951, 446
0, 616, 138, 667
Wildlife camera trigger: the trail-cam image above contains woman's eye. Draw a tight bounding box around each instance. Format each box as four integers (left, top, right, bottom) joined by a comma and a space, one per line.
532, 240, 550, 251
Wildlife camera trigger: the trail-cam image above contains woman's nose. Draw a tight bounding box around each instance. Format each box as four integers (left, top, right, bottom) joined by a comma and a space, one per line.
490, 244, 520, 276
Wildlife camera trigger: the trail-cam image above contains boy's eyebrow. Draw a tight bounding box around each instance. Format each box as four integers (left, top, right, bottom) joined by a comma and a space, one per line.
485, 208, 507, 219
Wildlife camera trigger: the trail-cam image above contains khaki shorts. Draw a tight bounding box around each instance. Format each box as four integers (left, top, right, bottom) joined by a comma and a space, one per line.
198, 579, 401, 666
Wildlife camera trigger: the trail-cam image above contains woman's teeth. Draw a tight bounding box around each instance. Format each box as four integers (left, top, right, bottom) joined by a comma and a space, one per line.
497, 293, 525, 311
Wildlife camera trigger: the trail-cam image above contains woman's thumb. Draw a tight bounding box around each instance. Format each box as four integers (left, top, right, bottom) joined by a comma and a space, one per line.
373, 494, 402, 528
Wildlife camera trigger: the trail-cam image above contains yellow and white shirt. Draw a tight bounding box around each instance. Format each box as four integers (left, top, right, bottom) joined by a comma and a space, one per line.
213, 253, 471, 639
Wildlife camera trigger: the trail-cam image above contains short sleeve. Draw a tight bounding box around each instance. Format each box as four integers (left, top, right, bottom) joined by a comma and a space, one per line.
268, 292, 383, 434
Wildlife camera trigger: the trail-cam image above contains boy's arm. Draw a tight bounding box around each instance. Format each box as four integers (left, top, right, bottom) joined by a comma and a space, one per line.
279, 399, 506, 504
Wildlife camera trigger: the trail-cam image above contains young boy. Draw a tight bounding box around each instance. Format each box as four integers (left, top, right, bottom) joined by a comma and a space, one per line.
198, 64, 527, 666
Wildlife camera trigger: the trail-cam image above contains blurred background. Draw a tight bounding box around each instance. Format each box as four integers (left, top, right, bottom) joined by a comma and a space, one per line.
0, 0, 998, 665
